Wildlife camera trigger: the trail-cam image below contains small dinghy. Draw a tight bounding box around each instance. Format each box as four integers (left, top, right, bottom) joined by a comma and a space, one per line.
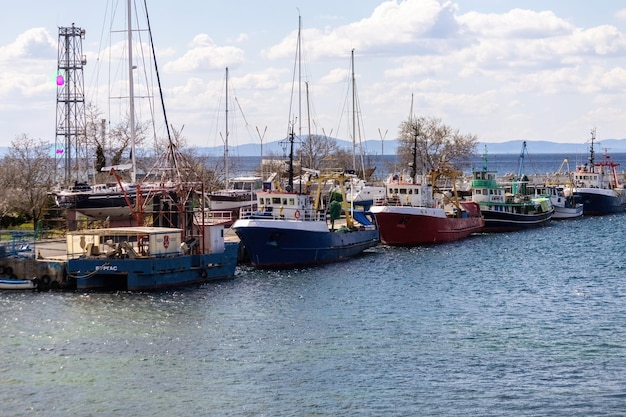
0, 278, 37, 290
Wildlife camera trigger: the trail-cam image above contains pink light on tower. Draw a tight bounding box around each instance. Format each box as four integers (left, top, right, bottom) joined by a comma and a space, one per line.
56, 73, 64, 86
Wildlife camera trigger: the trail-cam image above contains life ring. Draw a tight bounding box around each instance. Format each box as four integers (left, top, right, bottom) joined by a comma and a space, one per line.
200, 269, 208, 279
41, 275, 51, 285
0, 266, 5, 275
5, 266, 13, 276
294, 210, 301, 219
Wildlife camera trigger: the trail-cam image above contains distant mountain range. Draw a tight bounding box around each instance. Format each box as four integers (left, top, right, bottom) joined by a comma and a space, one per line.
3, 137, 625, 158
201, 137, 626, 157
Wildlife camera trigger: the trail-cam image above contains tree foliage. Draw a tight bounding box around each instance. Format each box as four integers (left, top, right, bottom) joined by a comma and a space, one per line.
397, 116, 478, 175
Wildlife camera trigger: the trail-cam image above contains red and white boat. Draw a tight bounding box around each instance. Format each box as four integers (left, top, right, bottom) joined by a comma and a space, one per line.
370, 169, 483, 245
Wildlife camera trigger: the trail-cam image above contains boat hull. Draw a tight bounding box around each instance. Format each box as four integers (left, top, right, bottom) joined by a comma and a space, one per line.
552, 204, 584, 219
0, 278, 36, 290
233, 219, 379, 268
480, 209, 553, 232
573, 188, 626, 215
370, 205, 483, 245
56, 192, 142, 220
69, 242, 239, 291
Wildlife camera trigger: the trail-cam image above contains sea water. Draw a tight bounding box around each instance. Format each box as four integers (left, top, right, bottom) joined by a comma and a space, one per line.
2, 212, 625, 416
224, 152, 626, 180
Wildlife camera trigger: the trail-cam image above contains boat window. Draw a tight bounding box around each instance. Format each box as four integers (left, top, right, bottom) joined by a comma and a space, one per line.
288, 198, 295, 205
282, 198, 288, 205
272, 197, 281, 204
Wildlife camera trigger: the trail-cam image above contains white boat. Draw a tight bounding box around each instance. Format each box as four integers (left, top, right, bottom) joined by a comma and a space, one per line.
533, 185, 583, 219
345, 178, 386, 210
207, 175, 263, 214
0, 278, 36, 290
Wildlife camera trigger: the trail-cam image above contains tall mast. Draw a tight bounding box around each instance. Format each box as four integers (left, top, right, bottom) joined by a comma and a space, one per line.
351, 49, 356, 172
225, 67, 230, 188
298, 15, 302, 139
127, 0, 137, 183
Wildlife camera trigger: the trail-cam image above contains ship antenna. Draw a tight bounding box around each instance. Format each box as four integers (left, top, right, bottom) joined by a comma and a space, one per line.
589, 127, 596, 166
482, 145, 488, 171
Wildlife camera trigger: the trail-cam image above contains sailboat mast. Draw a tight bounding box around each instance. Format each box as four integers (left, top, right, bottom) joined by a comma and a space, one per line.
298, 15, 302, 139
351, 49, 357, 172
225, 67, 229, 189
127, 0, 137, 183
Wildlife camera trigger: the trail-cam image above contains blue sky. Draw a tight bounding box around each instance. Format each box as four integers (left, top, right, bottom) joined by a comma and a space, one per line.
2, 0, 626, 151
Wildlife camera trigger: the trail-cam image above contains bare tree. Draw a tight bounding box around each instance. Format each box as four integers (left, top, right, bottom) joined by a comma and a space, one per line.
85, 102, 107, 172
0, 136, 56, 230
397, 116, 478, 174
108, 114, 149, 166
297, 133, 344, 171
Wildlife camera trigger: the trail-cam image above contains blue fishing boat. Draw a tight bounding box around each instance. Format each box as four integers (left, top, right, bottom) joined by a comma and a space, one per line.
66, 225, 238, 291
232, 168, 379, 269
572, 128, 626, 215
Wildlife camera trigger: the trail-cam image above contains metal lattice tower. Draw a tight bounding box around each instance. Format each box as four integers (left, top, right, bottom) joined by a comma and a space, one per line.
55, 23, 87, 186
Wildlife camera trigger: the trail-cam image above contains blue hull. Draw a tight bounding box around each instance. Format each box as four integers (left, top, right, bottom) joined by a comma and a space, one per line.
574, 191, 626, 215
481, 210, 553, 233
236, 227, 379, 268
70, 242, 239, 291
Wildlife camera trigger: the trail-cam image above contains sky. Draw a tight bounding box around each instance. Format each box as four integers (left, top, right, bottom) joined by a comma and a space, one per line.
3, 0, 626, 152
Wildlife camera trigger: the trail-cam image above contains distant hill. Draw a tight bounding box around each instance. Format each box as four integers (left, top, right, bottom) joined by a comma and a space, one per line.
2, 137, 624, 158
200, 137, 626, 157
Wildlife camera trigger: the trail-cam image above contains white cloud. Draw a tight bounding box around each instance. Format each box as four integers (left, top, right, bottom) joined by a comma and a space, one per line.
165, 34, 245, 72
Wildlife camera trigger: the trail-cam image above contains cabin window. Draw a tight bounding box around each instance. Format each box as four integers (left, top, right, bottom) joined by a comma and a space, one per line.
288, 198, 295, 205
272, 197, 281, 204
282, 198, 288, 205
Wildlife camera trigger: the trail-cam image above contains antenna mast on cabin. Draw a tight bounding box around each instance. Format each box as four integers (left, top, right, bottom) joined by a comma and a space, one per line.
55, 24, 87, 186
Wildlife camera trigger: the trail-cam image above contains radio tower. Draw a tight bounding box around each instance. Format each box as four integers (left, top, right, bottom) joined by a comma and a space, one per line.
55, 23, 87, 186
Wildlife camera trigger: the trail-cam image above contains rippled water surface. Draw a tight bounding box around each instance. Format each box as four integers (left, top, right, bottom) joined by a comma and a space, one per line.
2, 215, 626, 416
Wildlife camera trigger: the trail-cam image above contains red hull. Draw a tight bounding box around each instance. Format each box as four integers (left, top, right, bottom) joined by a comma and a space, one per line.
372, 206, 484, 246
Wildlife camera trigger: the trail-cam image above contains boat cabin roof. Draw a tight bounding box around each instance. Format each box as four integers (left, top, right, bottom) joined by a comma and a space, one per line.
68, 227, 183, 237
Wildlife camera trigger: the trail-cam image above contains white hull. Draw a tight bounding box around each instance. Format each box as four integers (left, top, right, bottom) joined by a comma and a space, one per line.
0, 279, 36, 290
552, 204, 583, 219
